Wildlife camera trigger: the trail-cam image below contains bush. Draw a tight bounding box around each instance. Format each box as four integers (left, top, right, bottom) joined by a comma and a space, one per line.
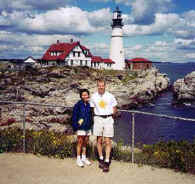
141, 140, 195, 174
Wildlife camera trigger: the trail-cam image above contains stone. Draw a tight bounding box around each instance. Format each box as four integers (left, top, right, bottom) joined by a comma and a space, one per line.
173, 71, 195, 103
0, 65, 170, 132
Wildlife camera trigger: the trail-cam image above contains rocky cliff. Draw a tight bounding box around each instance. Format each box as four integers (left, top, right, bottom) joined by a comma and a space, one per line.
173, 71, 195, 104
0, 65, 170, 131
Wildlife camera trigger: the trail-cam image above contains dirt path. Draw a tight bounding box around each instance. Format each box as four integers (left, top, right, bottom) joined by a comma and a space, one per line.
0, 153, 194, 184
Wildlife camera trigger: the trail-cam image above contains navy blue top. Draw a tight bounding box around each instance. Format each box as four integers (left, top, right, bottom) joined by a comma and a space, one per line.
72, 100, 92, 132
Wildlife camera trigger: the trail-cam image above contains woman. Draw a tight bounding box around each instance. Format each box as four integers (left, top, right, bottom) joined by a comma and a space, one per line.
72, 89, 93, 167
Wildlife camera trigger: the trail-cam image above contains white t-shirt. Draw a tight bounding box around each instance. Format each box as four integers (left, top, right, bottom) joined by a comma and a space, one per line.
90, 91, 117, 115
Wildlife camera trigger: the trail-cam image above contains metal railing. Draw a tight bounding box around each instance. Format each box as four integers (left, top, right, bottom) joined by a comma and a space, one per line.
1, 101, 195, 163
120, 110, 195, 163
0, 101, 71, 153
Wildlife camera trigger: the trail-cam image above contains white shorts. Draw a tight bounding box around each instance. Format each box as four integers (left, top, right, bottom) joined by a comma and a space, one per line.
93, 116, 114, 137
76, 129, 92, 136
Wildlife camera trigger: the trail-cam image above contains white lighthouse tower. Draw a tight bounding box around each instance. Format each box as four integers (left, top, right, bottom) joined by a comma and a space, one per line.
109, 6, 125, 70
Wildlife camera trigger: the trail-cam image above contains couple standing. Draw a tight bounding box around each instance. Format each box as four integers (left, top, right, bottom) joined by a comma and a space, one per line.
72, 78, 117, 172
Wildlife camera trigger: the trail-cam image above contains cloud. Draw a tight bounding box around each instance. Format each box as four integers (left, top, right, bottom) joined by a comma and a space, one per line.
172, 10, 195, 39
186, 53, 195, 59
0, 6, 114, 58
0, 30, 81, 58
23, 7, 95, 35
182, 10, 195, 27
174, 38, 195, 50
0, 0, 74, 12
131, 44, 143, 51
130, 0, 174, 25
154, 41, 169, 47
0, 7, 112, 36
0, 0, 195, 63
124, 13, 180, 36
87, 8, 111, 32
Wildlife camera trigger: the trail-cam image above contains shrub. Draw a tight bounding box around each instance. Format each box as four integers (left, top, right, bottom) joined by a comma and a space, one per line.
141, 140, 195, 174
0, 127, 194, 174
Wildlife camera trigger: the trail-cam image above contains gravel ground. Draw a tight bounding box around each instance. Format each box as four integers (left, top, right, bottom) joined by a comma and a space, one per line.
0, 153, 194, 184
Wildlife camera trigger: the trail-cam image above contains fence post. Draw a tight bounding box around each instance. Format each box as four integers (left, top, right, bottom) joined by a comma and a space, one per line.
23, 104, 26, 153
131, 112, 135, 164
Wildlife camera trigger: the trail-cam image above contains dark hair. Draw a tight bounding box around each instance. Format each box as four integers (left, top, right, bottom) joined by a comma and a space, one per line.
79, 89, 90, 99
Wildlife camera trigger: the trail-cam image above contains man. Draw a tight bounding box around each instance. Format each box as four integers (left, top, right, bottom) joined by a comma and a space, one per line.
90, 78, 117, 172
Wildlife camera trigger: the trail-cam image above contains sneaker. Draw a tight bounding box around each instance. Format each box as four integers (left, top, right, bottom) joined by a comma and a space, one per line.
99, 159, 104, 169
103, 162, 110, 172
82, 158, 91, 166
76, 159, 84, 167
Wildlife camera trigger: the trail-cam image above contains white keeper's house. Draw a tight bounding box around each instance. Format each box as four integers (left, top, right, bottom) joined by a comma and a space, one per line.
41, 39, 115, 69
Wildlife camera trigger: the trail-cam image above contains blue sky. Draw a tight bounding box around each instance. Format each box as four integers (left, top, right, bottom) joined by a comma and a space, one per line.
0, 0, 195, 62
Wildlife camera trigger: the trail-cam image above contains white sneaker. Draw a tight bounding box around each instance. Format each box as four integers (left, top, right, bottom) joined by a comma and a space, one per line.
77, 159, 84, 167
82, 158, 91, 166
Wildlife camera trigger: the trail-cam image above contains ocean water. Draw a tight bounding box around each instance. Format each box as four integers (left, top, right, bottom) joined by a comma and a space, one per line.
114, 62, 195, 145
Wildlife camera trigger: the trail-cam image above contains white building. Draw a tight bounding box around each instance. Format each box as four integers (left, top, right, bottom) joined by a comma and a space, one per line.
109, 6, 125, 70
24, 56, 37, 64
42, 40, 115, 69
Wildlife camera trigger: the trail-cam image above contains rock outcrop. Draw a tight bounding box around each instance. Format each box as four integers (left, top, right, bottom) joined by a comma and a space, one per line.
173, 71, 195, 104
0, 65, 170, 132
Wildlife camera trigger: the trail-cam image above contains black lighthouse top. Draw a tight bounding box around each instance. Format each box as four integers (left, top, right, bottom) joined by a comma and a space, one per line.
111, 6, 123, 28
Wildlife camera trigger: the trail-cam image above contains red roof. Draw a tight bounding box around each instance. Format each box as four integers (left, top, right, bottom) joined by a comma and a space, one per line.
126, 58, 151, 63
102, 58, 115, 64
91, 56, 103, 63
91, 57, 115, 64
42, 41, 92, 61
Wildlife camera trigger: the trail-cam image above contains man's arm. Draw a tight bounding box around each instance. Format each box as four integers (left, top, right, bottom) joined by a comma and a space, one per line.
112, 106, 118, 119
113, 106, 117, 115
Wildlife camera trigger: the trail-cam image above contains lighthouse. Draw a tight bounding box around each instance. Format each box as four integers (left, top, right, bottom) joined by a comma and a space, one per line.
109, 6, 125, 70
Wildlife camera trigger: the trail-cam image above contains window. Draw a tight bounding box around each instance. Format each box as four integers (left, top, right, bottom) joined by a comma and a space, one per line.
85, 60, 88, 65
73, 52, 75, 57
78, 52, 80, 57
80, 60, 83, 66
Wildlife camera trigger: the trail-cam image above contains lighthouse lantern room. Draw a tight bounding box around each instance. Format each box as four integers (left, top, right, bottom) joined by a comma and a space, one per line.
109, 6, 125, 70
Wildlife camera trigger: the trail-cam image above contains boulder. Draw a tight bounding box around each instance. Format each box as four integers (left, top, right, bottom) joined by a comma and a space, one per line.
173, 71, 195, 104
